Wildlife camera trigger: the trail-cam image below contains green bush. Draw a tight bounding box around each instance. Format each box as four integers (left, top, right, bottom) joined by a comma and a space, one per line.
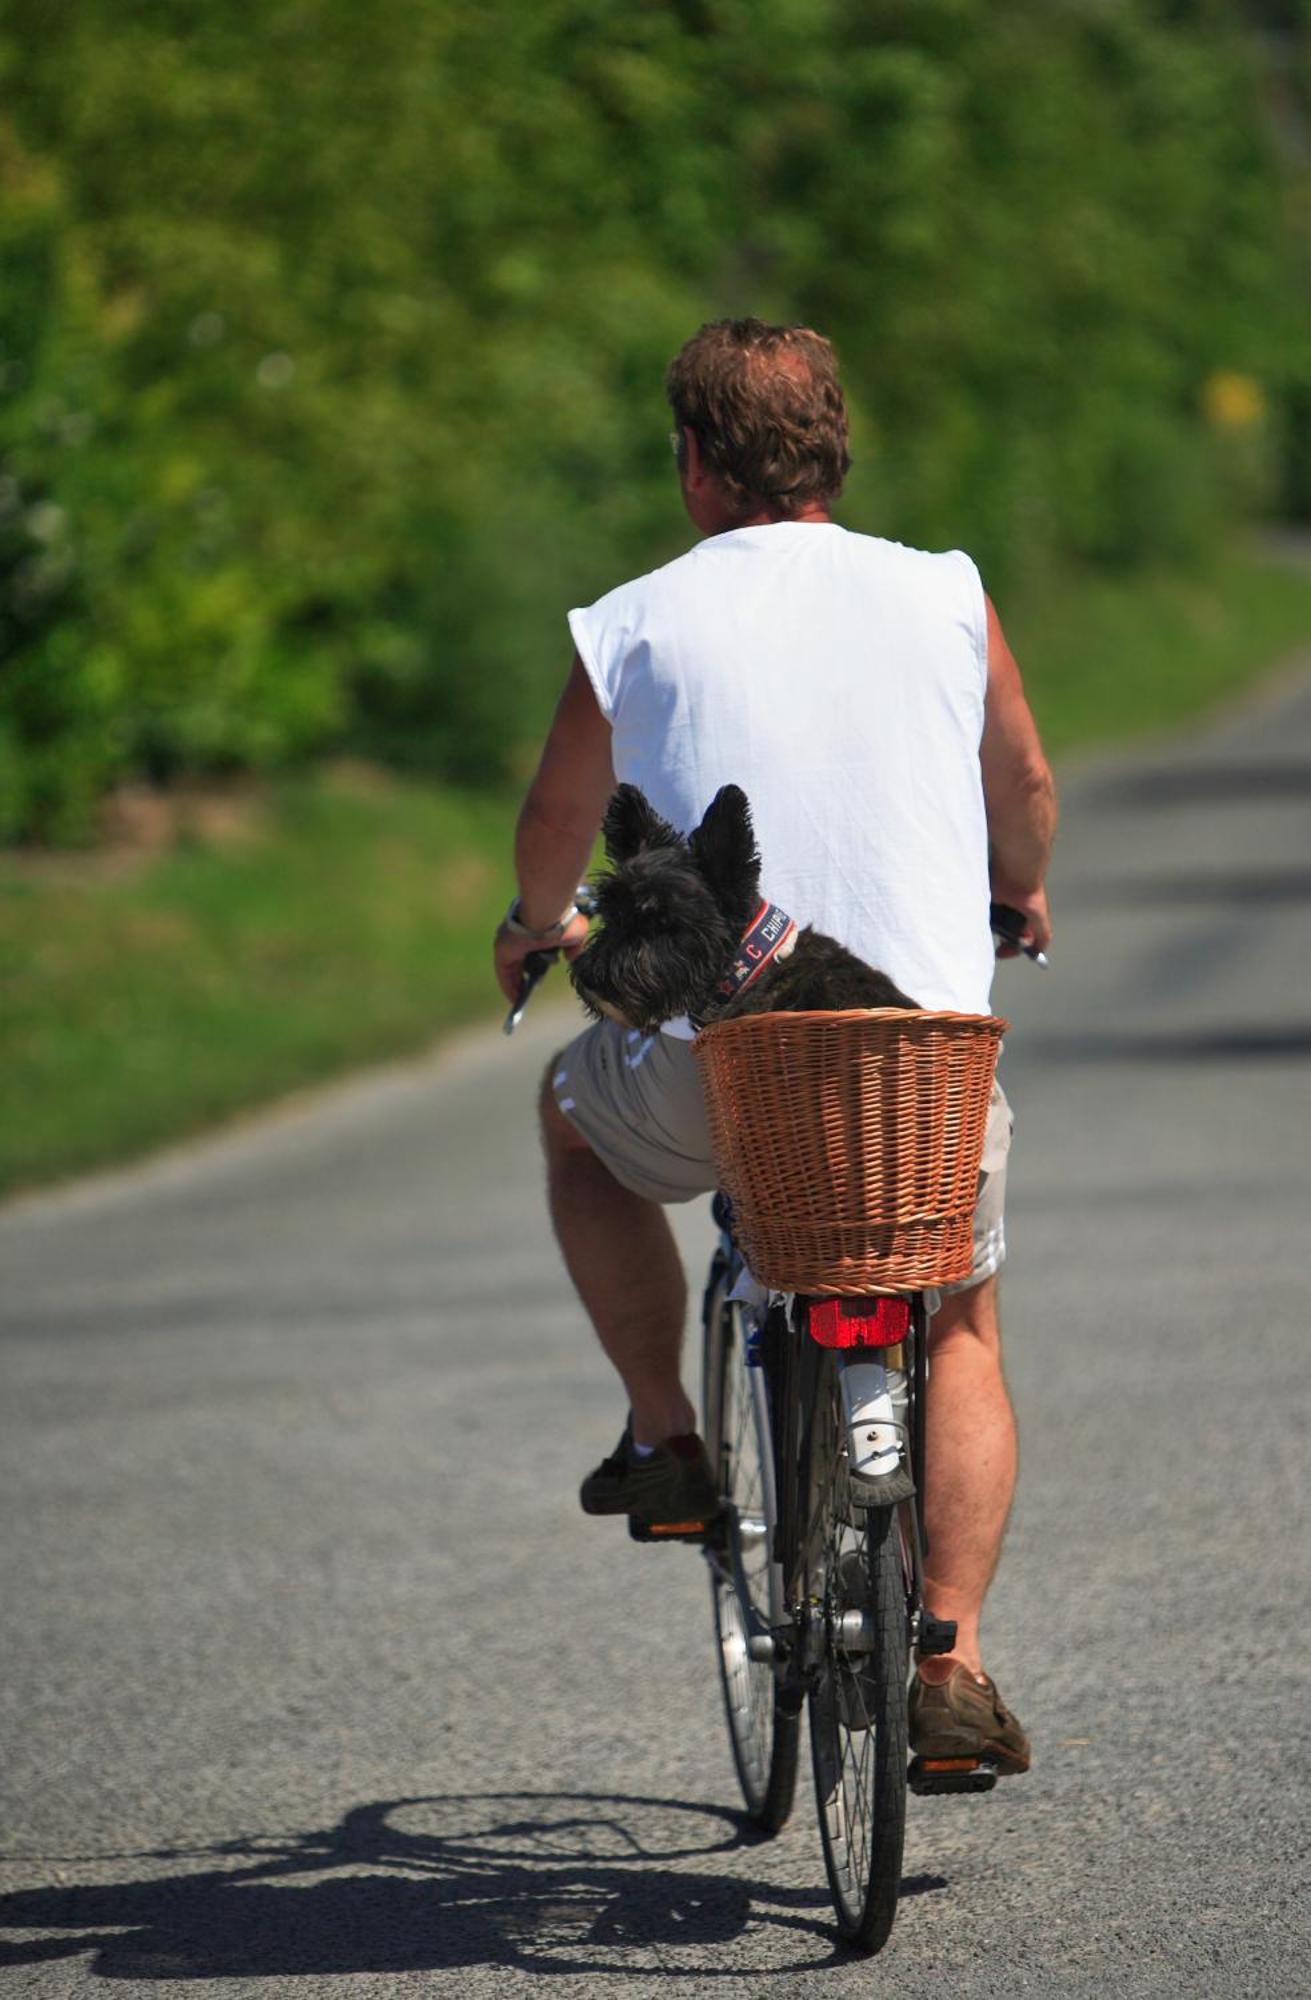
1, 1, 1305, 841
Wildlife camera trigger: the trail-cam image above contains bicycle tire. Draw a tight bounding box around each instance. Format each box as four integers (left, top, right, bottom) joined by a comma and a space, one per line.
807, 1353, 910, 1952
702, 1264, 800, 1832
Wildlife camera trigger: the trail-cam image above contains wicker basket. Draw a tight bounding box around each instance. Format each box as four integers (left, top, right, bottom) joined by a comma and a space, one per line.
692, 1008, 1007, 1293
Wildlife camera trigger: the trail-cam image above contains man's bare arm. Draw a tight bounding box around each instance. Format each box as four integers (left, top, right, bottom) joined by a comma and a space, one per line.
980, 596, 1057, 954
514, 654, 614, 925
493, 655, 614, 1003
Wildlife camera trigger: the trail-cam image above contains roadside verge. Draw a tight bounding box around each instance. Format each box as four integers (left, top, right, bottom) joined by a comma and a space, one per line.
4, 542, 1310, 1200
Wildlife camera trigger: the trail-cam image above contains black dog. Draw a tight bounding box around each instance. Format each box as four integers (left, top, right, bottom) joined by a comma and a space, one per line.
570, 783, 917, 1033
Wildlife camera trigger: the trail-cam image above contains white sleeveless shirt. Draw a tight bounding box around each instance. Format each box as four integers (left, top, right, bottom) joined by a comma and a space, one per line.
568, 521, 994, 1017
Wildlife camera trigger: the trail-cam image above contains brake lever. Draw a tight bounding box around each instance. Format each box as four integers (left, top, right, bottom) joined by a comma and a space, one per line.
503, 948, 558, 1035
989, 901, 1049, 969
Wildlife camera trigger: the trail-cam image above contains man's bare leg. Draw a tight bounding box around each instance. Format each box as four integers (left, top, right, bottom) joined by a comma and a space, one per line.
921, 1275, 1017, 1678
540, 1065, 696, 1448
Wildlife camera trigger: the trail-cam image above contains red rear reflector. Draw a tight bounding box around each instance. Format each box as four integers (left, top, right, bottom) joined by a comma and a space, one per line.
806, 1296, 911, 1349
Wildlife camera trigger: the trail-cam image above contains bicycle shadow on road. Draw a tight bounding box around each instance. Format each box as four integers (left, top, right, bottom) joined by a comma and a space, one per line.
0, 1791, 948, 1980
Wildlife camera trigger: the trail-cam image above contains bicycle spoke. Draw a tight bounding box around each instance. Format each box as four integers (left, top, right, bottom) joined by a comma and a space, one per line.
807, 1355, 909, 1953
704, 1280, 798, 1832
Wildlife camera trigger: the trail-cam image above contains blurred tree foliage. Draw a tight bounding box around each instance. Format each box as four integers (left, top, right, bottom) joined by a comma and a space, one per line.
0, 0, 1304, 839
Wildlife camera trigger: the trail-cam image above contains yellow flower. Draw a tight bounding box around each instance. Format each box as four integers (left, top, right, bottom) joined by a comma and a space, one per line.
1202, 371, 1266, 431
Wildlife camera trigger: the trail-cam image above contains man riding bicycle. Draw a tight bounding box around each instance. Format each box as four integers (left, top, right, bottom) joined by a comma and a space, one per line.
493, 317, 1056, 1775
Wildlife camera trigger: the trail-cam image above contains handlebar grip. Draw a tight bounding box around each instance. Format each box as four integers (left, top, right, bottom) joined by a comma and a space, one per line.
521, 945, 557, 981
989, 902, 1027, 946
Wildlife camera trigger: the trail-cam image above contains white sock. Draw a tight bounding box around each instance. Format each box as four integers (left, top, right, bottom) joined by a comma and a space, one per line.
631, 1440, 656, 1459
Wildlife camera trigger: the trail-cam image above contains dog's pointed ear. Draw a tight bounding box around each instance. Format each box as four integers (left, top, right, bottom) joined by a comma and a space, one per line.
601, 784, 683, 864
689, 784, 761, 922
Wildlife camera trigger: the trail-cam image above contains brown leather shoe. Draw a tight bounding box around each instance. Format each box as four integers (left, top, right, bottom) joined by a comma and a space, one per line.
908, 1660, 1031, 1774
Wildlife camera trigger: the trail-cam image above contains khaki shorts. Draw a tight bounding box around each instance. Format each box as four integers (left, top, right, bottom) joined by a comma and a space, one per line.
551, 1019, 1012, 1291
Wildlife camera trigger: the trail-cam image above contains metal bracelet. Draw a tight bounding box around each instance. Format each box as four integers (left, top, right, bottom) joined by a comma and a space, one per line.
503, 897, 579, 941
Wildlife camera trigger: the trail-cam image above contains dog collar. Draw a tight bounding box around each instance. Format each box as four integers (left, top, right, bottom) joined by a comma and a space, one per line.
686, 899, 797, 1029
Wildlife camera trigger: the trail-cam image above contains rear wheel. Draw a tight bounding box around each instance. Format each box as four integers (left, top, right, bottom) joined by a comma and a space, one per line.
807, 1356, 910, 1952
702, 1267, 799, 1832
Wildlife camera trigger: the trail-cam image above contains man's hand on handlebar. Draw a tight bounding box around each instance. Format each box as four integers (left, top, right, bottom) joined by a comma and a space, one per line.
494, 906, 591, 1008
989, 883, 1051, 965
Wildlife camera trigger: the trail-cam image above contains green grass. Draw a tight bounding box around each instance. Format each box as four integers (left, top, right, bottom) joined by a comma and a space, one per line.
3, 542, 1310, 1198
1009, 541, 1311, 756
0, 767, 518, 1195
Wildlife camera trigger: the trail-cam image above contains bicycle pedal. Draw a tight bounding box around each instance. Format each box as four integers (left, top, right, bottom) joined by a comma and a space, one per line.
628, 1515, 716, 1545
918, 1614, 958, 1657
908, 1755, 999, 1796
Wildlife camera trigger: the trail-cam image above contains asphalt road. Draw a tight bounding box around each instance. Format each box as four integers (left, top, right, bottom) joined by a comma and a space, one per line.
3, 668, 1309, 1997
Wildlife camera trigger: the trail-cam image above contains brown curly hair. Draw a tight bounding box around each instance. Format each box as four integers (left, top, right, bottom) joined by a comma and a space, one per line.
665, 318, 850, 520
